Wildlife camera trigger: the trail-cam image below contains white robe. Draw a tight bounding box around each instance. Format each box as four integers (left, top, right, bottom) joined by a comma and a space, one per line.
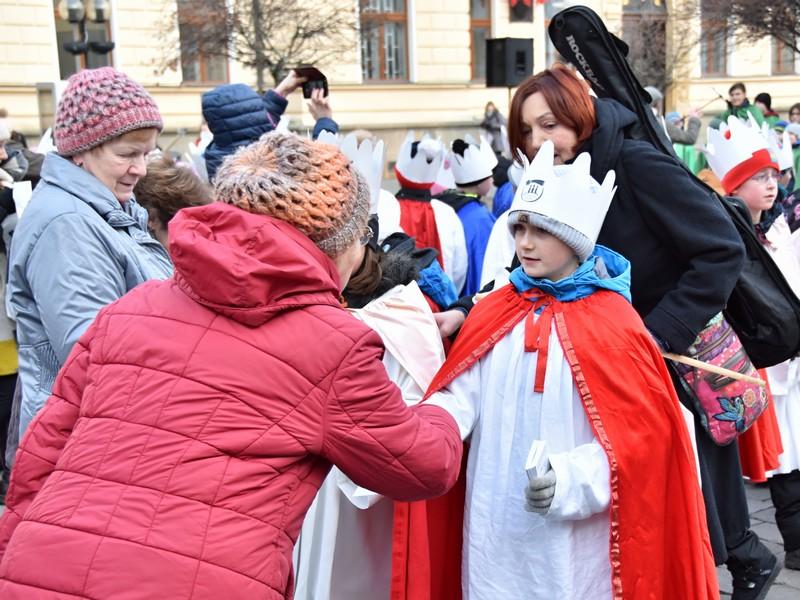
379, 191, 469, 292
764, 215, 800, 475
427, 310, 612, 600
293, 282, 446, 600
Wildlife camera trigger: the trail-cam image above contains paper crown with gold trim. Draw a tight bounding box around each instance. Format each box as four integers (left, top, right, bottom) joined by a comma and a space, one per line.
705, 115, 780, 194
395, 131, 444, 188
318, 131, 385, 214
447, 134, 498, 186
507, 140, 616, 261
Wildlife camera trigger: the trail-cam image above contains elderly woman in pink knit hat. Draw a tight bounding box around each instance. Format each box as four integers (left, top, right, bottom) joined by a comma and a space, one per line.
6, 67, 173, 442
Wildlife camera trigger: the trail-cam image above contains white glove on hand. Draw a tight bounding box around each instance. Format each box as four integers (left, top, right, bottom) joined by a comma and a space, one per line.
524, 469, 556, 514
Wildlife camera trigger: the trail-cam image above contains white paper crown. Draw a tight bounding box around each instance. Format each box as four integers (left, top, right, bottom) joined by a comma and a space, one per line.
318, 130, 385, 214
448, 135, 498, 186
507, 140, 616, 245
705, 115, 778, 192
508, 160, 525, 187
765, 127, 794, 172
395, 131, 444, 185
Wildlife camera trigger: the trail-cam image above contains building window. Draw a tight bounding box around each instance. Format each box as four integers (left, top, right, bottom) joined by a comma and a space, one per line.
471, 0, 491, 80
621, 0, 667, 90
544, 1, 566, 68
360, 0, 408, 81
177, 0, 229, 85
772, 38, 796, 75
700, 1, 727, 76
53, 2, 112, 79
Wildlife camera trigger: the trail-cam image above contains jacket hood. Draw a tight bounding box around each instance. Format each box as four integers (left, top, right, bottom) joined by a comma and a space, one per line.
435, 190, 480, 213
202, 84, 279, 149
169, 203, 342, 326
577, 98, 638, 179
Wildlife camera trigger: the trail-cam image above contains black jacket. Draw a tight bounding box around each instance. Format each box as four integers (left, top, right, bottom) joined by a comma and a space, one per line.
587, 98, 744, 353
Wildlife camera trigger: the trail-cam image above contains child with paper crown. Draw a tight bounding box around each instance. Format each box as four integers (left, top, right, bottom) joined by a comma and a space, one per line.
422, 140, 718, 599
394, 132, 469, 292
707, 116, 800, 571
435, 135, 498, 296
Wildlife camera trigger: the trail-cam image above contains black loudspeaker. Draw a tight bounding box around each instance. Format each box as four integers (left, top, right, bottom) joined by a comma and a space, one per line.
486, 38, 534, 87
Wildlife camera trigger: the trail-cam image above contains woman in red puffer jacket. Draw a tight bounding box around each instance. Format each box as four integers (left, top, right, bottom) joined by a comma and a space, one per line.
0, 133, 462, 599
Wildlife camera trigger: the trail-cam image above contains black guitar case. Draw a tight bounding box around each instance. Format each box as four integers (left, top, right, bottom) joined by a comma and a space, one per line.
548, 5, 800, 368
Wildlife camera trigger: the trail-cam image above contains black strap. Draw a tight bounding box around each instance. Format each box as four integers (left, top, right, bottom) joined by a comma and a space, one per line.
396, 187, 431, 202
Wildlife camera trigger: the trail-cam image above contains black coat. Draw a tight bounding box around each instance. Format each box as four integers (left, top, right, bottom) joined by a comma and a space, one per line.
587, 98, 745, 353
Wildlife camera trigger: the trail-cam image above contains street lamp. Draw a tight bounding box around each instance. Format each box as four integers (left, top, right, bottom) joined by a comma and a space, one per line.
57, 0, 115, 61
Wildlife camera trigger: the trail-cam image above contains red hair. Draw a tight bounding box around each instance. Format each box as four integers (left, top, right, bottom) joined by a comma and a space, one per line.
508, 64, 597, 160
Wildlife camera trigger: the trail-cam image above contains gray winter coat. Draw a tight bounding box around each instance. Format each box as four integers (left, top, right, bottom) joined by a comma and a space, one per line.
7, 153, 173, 436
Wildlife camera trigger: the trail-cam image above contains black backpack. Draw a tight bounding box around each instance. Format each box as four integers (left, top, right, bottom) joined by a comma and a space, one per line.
548, 5, 800, 368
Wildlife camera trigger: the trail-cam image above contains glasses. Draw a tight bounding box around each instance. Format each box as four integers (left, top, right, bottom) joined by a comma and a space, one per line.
749, 171, 778, 184
791, 112, 800, 117
359, 225, 374, 246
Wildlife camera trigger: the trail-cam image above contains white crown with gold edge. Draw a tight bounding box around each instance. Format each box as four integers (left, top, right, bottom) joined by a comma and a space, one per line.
448, 135, 499, 186
395, 131, 444, 185
318, 130, 385, 214
507, 140, 616, 245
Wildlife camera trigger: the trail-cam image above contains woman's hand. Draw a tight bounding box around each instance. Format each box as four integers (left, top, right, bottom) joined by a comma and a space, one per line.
434, 309, 466, 338
307, 88, 332, 121
275, 70, 307, 97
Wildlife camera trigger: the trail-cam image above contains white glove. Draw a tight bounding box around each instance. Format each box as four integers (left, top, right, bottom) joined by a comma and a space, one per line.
524, 468, 556, 514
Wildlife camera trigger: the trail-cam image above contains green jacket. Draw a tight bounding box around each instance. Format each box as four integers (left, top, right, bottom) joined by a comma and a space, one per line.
718, 103, 765, 127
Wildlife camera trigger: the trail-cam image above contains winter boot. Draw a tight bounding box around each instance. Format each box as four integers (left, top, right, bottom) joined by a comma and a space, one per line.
730, 553, 781, 600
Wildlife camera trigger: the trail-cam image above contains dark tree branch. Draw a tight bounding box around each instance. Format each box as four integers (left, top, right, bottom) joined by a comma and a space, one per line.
157, 0, 357, 91
703, 0, 800, 55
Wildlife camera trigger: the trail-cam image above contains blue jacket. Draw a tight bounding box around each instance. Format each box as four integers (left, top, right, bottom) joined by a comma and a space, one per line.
435, 190, 496, 297
492, 181, 515, 218
202, 84, 339, 181
7, 153, 173, 436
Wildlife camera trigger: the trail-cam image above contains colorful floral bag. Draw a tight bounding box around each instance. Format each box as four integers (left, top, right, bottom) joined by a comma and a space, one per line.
673, 313, 768, 446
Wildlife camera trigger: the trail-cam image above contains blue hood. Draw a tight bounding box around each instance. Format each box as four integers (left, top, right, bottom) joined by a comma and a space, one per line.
509, 245, 632, 303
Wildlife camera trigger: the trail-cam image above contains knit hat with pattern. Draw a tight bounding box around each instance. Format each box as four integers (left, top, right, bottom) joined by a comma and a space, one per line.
214, 132, 370, 257
54, 67, 163, 156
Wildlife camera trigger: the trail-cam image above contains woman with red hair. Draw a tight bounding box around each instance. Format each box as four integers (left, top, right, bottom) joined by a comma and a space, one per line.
503, 65, 776, 599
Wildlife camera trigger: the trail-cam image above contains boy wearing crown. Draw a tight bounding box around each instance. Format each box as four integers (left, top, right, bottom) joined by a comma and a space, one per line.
423, 141, 718, 599
435, 136, 498, 296
393, 132, 469, 292
707, 116, 800, 573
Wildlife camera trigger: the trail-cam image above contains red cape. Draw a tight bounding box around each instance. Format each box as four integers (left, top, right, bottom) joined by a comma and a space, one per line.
392, 284, 719, 600
395, 172, 445, 269
738, 370, 783, 482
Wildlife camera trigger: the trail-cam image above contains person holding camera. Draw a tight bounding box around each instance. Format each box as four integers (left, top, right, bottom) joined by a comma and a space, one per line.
202, 69, 338, 182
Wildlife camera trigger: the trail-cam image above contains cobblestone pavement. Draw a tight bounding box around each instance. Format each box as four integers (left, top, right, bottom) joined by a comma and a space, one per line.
718, 483, 800, 599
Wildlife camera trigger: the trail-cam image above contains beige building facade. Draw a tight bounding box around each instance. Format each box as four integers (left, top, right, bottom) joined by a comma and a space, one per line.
1, 0, 799, 162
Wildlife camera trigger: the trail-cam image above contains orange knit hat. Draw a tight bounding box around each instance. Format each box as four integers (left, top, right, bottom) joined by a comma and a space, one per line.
214, 132, 370, 257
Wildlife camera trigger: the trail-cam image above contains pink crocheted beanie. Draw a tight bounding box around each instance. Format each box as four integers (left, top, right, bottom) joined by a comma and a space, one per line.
54, 67, 163, 156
